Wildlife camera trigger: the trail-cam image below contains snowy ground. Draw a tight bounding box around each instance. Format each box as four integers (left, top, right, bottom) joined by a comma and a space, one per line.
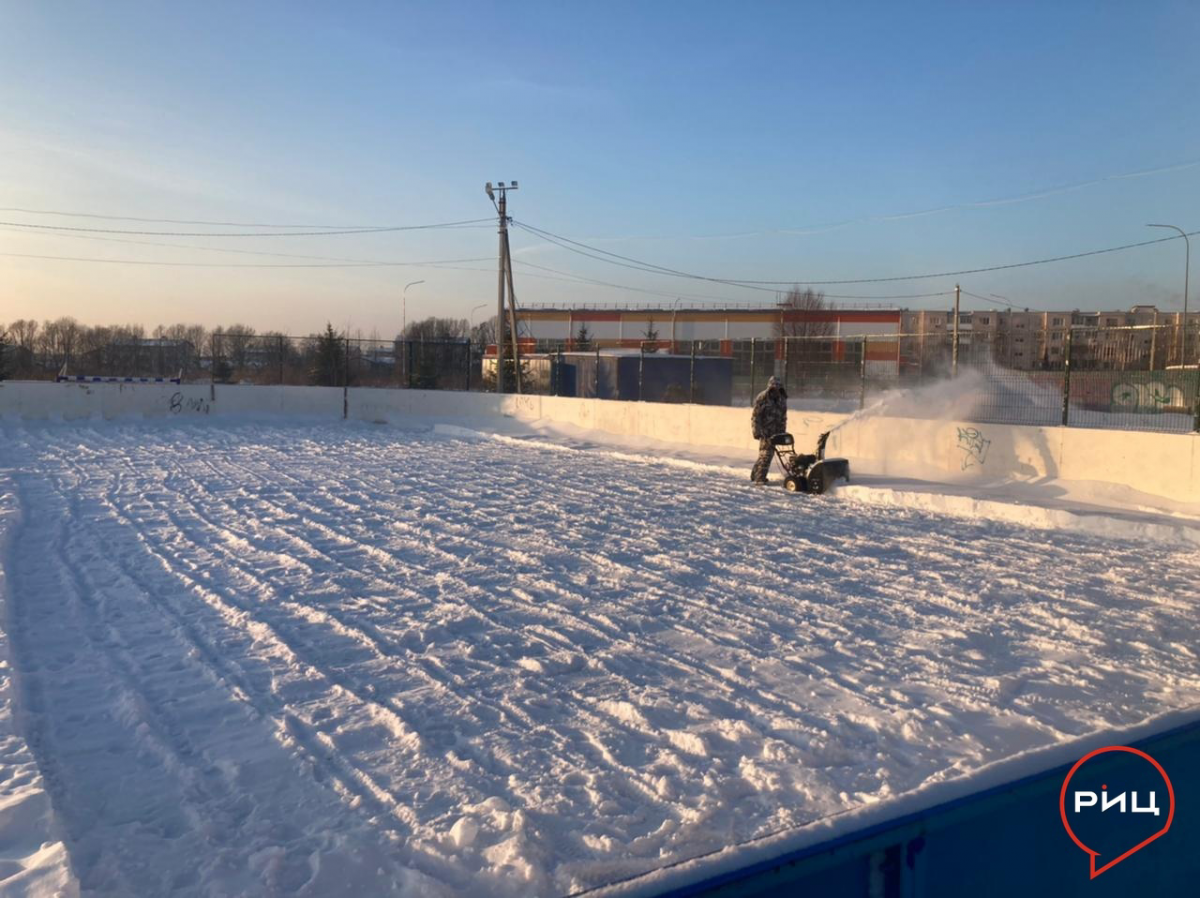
1, 419, 1198, 896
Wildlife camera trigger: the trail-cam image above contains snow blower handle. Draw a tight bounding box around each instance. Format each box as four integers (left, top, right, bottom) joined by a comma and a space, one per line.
816, 431, 830, 461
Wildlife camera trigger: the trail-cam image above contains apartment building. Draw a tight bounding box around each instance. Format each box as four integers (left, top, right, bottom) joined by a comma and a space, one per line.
903, 305, 1194, 370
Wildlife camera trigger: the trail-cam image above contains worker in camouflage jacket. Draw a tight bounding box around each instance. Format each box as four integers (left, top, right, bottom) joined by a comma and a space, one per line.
750, 375, 787, 483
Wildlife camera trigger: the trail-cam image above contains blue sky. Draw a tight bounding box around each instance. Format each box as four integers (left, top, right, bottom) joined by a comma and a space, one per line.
2, 0, 1198, 333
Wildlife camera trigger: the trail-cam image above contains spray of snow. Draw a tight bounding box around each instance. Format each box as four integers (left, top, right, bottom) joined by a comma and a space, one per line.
827, 369, 990, 438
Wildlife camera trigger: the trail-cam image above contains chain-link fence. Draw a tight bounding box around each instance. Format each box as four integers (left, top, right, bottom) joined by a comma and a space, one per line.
17, 325, 1200, 434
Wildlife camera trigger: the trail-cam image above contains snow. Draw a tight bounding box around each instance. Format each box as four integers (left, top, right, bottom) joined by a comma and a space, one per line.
0, 417, 1198, 897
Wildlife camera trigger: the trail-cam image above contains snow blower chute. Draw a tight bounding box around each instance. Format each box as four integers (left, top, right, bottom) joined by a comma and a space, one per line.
770, 431, 850, 494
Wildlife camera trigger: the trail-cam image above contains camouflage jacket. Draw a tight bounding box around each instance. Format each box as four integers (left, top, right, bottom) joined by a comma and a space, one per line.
751, 388, 788, 439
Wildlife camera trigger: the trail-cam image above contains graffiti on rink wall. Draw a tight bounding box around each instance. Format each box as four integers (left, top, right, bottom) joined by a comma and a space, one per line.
169, 392, 210, 415
956, 426, 991, 470
1111, 380, 1187, 414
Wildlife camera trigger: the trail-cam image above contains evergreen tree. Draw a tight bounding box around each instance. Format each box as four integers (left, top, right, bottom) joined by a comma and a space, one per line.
310, 323, 346, 386
575, 322, 592, 351
0, 330, 10, 381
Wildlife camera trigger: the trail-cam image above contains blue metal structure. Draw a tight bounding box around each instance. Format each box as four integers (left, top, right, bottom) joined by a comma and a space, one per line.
650, 718, 1199, 897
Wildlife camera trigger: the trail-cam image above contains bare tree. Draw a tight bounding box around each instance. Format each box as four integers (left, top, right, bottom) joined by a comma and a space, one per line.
6, 319, 39, 376
401, 316, 470, 341
39, 317, 82, 372
774, 288, 834, 338
470, 316, 496, 348
216, 323, 257, 374
775, 288, 835, 384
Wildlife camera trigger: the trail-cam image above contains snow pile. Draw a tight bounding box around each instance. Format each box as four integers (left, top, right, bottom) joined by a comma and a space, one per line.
0, 419, 1198, 896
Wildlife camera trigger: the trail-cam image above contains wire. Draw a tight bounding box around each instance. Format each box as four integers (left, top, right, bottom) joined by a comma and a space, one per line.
0, 217, 494, 238
514, 219, 1199, 286
513, 259, 767, 303
677, 157, 1200, 242
0, 206, 480, 230
0, 226, 492, 266
514, 220, 767, 288
960, 290, 1019, 309
0, 251, 493, 269
514, 259, 953, 303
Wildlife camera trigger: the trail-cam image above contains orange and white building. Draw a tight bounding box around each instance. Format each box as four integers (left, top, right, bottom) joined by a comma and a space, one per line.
516, 305, 901, 354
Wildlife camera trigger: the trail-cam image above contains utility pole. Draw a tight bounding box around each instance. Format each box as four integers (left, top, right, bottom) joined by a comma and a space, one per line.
486, 180, 520, 393
503, 226, 524, 394
952, 283, 961, 376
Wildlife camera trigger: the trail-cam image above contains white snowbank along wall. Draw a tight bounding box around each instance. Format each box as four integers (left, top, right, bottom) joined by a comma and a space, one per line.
1, 380, 1197, 506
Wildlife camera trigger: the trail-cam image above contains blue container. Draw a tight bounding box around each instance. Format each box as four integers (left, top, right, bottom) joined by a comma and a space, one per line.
645, 718, 1200, 897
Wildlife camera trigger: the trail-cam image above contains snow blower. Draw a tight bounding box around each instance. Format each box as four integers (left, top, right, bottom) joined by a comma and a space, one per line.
770, 431, 850, 494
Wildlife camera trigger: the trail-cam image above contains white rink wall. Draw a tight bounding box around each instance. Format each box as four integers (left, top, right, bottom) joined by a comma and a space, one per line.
2, 379, 1197, 505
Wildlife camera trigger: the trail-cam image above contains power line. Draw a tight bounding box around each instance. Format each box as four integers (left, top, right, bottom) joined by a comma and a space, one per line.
960, 290, 1019, 309
0, 206, 477, 230
514, 219, 1199, 286
514, 259, 953, 303
0, 226, 491, 266
681, 157, 1200, 241
0, 251, 492, 269
0, 217, 494, 238
513, 220, 767, 287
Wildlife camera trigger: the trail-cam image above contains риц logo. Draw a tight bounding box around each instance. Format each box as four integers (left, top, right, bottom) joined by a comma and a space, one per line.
1059, 745, 1175, 878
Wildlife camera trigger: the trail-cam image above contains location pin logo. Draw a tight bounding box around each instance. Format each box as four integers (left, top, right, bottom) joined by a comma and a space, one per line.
1059, 745, 1175, 878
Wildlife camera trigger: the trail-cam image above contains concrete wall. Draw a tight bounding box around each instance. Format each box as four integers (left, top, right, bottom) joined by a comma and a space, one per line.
353, 387, 1199, 505
3, 380, 1196, 505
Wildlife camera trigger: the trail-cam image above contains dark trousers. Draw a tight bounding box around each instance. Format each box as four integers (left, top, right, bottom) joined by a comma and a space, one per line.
751, 437, 773, 482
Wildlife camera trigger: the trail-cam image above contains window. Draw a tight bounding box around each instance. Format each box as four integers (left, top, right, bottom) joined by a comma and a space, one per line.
1052, 317, 1064, 326
1015, 337, 1024, 343
1106, 318, 1118, 326
980, 316, 990, 325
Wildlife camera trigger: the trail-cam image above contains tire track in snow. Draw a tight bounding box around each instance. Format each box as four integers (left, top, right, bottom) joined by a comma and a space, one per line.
8, 420, 1200, 898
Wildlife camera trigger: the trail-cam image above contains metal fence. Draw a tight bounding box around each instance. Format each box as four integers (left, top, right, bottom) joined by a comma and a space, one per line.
19, 325, 1200, 434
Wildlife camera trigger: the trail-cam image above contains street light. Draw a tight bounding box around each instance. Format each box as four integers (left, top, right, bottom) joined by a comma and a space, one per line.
469, 303, 489, 342
1147, 224, 1190, 364
402, 280, 425, 339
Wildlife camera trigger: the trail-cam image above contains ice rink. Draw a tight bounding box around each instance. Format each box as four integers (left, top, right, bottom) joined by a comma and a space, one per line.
2, 420, 1198, 896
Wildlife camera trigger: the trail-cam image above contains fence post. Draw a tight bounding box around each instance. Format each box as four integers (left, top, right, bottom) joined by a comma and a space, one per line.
689, 341, 696, 404
210, 332, 218, 401
1193, 366, 1200, 433
594, 347, 601, 398
1061, 328, 1073, 426
782, 337, 789, 394
750, 338, 757, 398
859, 337, 868, 410
638, 344, 645, 402
406, 341, 413, 389
278, 335, 285, 385
343, 336, 350, 419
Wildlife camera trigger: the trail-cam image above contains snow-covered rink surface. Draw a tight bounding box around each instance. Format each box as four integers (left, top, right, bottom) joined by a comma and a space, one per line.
2, 419, 1199, 896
